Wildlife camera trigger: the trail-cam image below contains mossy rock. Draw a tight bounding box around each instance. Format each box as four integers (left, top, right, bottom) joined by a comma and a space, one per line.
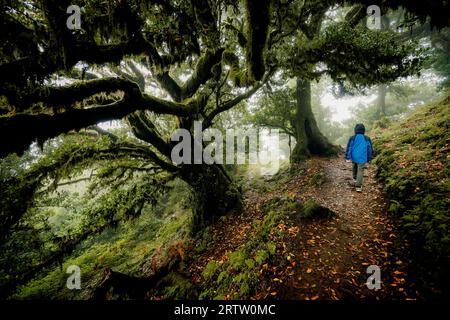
298, 199, 335, 219
261, 195, 299, 213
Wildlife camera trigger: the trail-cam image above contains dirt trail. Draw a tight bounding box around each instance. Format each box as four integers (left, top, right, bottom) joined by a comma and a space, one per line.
274, 157, 418, 300
189, 156, 419, 300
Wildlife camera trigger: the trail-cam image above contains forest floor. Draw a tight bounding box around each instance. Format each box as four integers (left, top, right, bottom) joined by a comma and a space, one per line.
188, 156, 424, 300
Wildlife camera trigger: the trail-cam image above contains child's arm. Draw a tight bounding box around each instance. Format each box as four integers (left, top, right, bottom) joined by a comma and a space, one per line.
345, 136, 354, 160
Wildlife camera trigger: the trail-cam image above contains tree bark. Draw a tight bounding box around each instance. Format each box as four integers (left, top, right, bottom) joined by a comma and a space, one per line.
291, 78, 339, 162
376, 84, 387, 118
180, 163, 241, 234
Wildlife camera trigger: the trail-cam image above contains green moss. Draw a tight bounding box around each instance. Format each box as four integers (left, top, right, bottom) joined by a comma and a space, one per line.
309, 171, 326, 186
254, 250, 269, 265
239, 282, 250, 296
216, 271, 227, 284
196, 194, 300, 299
373, 93, 450, 260
13, 181, 192, 299
228, 251, 248, 270
202, 261, 220, 280
160, 273, 195, 299
244, 258, 255, 269
299, 199, 334, 219
267, 242, 276, 255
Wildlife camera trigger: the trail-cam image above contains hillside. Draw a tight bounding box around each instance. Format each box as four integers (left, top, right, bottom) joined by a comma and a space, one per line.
373, 93, 450, 293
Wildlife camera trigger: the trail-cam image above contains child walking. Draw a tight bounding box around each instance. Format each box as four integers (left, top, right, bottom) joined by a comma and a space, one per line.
345, 123, 373, 192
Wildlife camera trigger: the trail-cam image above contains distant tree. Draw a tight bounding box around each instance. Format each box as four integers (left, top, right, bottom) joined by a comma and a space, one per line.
247, 0, 435, 161
248, 76, 344, 149
430, 28, 450, 89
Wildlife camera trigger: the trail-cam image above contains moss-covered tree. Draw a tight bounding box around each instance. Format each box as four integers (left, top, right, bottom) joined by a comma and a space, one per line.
0, 0, 277, 237
0, 0, 275, 295
0, 0, 448, 297
266, 1, 432, 161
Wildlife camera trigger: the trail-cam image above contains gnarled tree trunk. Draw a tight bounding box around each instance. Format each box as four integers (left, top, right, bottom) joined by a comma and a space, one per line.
181, 163, 241, 234
291, 78, 339, 162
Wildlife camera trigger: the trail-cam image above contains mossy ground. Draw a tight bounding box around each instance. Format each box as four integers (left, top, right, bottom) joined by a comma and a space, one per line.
182, 194, 304, 300
373, 94, 449, 256
372, 93, 450, 291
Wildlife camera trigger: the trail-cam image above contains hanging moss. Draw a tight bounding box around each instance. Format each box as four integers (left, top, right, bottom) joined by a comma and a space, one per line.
221, 50, 254, 88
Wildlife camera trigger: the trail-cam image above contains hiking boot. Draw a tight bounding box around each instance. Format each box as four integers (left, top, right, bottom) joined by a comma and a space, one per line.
356, 186, 362, 192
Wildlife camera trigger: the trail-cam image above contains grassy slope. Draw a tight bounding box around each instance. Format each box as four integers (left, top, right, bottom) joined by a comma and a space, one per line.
372, 93, 450, 282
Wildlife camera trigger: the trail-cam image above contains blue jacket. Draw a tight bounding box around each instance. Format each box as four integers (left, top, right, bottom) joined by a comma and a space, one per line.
345, 124, 373, 164
345, 134, 373, 163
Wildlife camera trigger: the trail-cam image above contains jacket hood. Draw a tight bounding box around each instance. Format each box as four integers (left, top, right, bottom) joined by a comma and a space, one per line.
354, 123, 365, 134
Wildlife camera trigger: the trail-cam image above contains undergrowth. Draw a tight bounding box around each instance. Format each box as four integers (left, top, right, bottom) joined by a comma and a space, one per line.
372, 93, 450, 287
161, 194, 330, 300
